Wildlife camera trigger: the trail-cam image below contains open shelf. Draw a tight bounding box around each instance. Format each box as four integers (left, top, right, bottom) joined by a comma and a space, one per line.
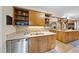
13, 6, 29, 26
45, 13, 51, 26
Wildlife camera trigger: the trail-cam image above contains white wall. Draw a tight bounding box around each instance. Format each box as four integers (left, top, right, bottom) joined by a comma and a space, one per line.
76, 21, 79, 30
3, 6, 16, 35
2, 6, 16, 52
0, 7, 3, 52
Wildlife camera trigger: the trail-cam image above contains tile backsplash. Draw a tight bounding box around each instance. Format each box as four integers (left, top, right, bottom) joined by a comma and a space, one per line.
16, 26, 49, 33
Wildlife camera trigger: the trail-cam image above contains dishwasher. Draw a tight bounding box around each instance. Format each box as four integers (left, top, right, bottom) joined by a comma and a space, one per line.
6, 38, 29, 53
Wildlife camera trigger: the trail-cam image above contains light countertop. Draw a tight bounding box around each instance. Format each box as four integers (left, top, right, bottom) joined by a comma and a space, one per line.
57, 30, 79, 32
7, 31, 56, 40
50, 29, 79, 32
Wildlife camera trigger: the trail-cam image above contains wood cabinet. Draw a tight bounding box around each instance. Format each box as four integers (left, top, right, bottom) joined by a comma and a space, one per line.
28, 37, 39, 53
45, 13, 51, 26
39, 36, 47, 52
63, 31, 78, 42
13, 7, 53, 26
29, 11, 45, 26
13, 7, 29, 26
49, 29, 79, 43
53, 30, 78, 43
28, 35, 56, 53
47, 35, 56, 50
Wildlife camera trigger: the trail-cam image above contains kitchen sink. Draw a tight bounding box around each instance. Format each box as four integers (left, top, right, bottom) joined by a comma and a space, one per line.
30, 32, 44, 35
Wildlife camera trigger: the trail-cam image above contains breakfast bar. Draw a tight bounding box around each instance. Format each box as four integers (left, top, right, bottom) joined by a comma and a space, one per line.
50, 30, 79, 43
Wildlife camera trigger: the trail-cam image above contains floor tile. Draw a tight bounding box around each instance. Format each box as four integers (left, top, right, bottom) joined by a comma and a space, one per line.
50, 40, 79, 53
70, 40, 79, 47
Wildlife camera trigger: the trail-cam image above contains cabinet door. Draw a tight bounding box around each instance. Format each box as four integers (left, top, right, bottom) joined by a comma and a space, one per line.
29, 11, 45, 26
39, 36, 47, 52
47, 35, 56, 50
28, 37, 39, 53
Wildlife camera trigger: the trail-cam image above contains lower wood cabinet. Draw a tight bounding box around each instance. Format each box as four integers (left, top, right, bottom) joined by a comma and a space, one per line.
47, 35, 56, 51
28, 37, 39, 53
28, 35, 56, 53
39, 36, 47, 52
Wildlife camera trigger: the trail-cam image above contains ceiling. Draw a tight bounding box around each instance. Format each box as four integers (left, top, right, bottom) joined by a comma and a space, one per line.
20, 6, 79, 20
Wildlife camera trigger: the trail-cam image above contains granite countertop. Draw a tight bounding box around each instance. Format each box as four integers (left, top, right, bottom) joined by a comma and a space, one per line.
50, 29, 79, 32
7, 31, 56, 40
57, 30, 79, 32
63, 30, 79, 32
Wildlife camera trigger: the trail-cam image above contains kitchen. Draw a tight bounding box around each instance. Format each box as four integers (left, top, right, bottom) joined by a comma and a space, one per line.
2, 6, 79, 53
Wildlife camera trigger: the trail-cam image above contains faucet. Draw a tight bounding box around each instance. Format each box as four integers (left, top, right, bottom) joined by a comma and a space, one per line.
24, 30, 30, 35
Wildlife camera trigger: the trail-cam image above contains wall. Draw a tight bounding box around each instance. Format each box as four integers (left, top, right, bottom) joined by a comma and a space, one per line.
76, 21, 79, 30
2, 6, 16, 52
0, 7, 3, 52
3, 6, 16, 35
16, 26, 48, 32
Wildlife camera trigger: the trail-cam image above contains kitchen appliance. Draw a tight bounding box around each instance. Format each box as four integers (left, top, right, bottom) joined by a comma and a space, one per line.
6, 38, 29, 53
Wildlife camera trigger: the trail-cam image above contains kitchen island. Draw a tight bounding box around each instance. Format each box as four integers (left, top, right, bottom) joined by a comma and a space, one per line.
50, 29, 79, 43
7, 31, 56, 53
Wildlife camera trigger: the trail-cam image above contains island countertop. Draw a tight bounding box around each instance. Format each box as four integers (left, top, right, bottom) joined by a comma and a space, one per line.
50, 29, 79, 32
7, 31, 56, 40
49, 29, 79, 43
57, 30, 79, 32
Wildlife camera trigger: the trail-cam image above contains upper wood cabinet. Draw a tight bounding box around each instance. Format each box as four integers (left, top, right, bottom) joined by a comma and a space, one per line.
13, 7, 29, 26
13, 7, 52, 26
29, 11, 45, 26
45, 13, 52, 26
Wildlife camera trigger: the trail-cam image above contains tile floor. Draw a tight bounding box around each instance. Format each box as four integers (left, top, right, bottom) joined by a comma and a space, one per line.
48, 40, 79, 53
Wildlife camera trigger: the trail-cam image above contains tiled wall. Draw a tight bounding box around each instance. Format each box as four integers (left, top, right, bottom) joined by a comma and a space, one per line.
16, 26, 48, 32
